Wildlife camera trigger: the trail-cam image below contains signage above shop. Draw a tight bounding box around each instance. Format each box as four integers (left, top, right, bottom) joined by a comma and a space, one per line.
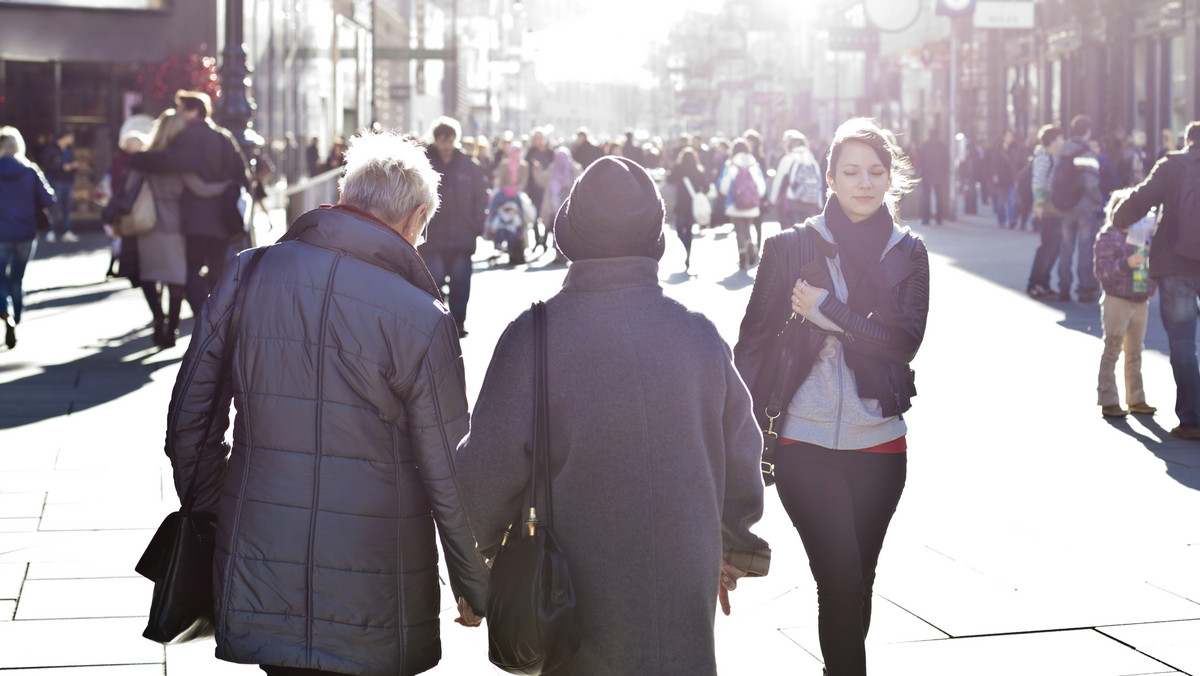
973, 1, 1035, 29
0, 0, 168, 8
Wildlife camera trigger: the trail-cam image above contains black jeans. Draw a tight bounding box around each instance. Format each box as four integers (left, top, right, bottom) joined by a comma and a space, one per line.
423, 249, 473, 327
1027, 215, 1063, 291
775, 442, 907, 676
185, 235, 231, 316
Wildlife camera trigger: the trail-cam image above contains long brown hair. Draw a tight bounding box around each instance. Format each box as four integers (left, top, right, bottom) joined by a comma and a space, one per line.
825, 117, 917, 214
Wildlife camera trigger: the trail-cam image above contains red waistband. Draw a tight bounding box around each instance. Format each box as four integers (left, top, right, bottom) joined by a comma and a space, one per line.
778, 436, 907, 453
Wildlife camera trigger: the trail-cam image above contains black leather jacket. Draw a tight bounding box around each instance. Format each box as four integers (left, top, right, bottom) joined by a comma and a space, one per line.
735, 220, 929, 422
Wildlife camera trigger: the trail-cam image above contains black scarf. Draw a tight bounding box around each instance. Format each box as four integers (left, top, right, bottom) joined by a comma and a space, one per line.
824, 194, 894, 314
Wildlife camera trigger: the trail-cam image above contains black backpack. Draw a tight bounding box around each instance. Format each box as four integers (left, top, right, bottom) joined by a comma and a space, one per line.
1050, 148, 1085, 211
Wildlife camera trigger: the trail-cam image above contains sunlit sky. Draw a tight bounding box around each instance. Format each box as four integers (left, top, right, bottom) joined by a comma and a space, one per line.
526, 0, 722, 84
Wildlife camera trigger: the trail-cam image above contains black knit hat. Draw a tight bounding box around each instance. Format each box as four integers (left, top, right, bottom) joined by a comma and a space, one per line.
552, 156, 666, 261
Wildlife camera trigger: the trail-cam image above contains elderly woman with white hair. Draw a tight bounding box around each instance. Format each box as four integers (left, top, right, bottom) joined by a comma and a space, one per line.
0, 125, 56, 350
164, 131, 489, 676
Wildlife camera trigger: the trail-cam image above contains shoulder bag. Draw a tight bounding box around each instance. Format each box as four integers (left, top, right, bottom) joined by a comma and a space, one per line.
118, 172, 158, 236
135, 245, 269, 644
751, 226, 819, 486
486, 300, 581, 675
683, 176, 712, 227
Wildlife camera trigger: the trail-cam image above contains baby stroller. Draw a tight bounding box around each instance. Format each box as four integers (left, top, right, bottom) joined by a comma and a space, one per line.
486, 191, 536, 265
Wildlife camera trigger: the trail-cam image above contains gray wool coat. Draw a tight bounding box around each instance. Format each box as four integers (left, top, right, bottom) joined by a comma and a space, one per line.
457, 256, 771, 675
165, 207, 490, 676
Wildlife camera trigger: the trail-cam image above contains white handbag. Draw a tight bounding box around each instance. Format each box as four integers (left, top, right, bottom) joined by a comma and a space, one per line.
683, 177, 712, 227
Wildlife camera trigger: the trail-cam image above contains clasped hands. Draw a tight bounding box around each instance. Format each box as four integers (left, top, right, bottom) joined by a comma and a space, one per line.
791, 277, 826, 319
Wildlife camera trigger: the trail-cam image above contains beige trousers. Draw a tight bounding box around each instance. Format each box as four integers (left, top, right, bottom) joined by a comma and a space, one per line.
1097, 294, 1150, 407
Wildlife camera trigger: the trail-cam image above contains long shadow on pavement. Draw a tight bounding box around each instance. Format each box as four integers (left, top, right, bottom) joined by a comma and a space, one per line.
0, 326, 183, 430
1103, 415, 1200, 490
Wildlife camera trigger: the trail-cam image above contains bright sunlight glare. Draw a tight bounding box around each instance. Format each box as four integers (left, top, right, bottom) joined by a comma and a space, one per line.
527, 0, 722, 84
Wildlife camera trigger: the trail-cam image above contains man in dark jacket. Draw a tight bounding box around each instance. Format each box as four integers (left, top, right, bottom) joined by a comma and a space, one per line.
418, 117, 488, 337
165, 131, 488, 675
1056, 114, 1105, 303
39, 129, 78, 243
1114, 120, 1200, 440
129, 89, 251, 314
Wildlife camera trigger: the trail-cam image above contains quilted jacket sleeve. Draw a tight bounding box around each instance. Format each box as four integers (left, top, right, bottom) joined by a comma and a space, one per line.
817, 236, 930, 365
164, 253, 245, 514
405, 312, 490, 615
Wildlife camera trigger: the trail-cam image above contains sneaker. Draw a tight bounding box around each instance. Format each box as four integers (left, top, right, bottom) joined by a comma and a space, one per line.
62, 231, 79, 243
1027, 284, 1054, 299
3, 315, 15, 349
1128, 402, 1157, 415
1169, 426, 1200, 440
45, 231, 57, 243
1101, 405, 1128, 418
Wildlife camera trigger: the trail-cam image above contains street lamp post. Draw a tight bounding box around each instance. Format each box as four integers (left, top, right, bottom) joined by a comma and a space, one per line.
215, 0, 258, 151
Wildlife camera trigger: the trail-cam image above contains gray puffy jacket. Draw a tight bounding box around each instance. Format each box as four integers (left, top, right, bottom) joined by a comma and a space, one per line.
165, 206, 489, 675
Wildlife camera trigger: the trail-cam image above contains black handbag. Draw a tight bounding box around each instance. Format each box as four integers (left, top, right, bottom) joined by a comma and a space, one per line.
750, 226, 820, 487
486, 300, 581, 675
135, 245, 269, 644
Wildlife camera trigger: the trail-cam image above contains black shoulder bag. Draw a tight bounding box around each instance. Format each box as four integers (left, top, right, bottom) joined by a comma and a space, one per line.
752, 226, 819, 486
486, 300, 581, 675
135, 245, 269, 644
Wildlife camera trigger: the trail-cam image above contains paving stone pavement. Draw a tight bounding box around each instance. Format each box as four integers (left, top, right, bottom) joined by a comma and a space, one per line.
1, 211, 1198, 675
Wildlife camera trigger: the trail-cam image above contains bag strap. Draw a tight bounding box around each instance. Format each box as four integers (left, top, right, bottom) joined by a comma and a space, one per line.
179, 245, 271, 515
760, 227, 819, 449
683, 176, 696, 197
523, 300, 553, 535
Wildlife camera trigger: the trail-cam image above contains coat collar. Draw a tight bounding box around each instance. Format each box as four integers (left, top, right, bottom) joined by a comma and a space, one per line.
281, 206, 442, 300
561, 256, 662, 293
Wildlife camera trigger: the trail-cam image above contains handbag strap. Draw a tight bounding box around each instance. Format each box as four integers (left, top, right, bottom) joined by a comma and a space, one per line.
682, 176, 696, 197
523, 300, 553, 535
179, 245, 270, 514
761, 226, 820, 443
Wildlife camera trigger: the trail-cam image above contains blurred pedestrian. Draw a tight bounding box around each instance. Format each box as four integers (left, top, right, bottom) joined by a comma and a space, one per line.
1056, 115, 1105, 303
458, 155, 771, 675
1114, 120, 1200, 440
488, 142, 532, 265
420, 116, 488, 337
916, 128, 950, 226
164, 130, 488, 676
987, 129, 1018, 228
0, 126, 56, 349
128, 89, 252, 315
305, 136, 321, 176
667, 145, 708, 271
1026, 124, 1066, 299
534, 145, 579, 257
525, 128, 554, 251
1094, 189, 1158, 419
735, 117, 927, 676
137, 109, 227, 348
717, 137, 766, 269
770, 130, 825, 230
325, 136, 347, 171
571, 127, 603, 169
744, 129, 767, 248
40, 129, 79, 243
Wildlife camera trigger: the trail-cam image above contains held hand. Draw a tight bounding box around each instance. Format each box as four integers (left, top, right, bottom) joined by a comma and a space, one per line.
1033, 204, 1044, 220
717, 562, 747, 616
1127, 252, 1146, 269
454, 596, 482, 627
791, 278, 826, 318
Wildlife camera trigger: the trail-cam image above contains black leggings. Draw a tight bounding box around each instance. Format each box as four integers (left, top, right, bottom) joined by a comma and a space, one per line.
774, 442, 906, 676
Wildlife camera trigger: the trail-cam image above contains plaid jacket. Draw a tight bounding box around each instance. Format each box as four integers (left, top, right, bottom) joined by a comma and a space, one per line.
1094, 226, 1157, 302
